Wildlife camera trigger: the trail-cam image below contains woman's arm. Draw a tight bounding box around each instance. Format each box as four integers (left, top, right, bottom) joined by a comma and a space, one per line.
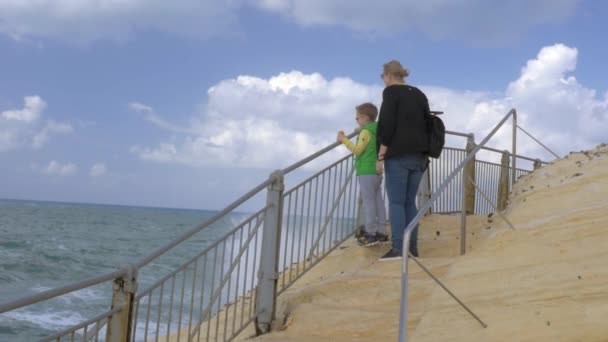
377, 86, 398, 147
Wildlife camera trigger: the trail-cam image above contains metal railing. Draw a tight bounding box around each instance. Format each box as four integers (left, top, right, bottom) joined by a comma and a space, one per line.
0, 110, 555, 342
0, 132, 363, 342
397, 109, 558, 341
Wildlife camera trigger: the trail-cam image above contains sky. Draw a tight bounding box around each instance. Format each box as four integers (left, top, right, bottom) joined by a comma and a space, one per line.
1, 0, 607, 210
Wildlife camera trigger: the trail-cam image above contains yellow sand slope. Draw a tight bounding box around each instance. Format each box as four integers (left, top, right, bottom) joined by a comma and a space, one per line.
236, 143, 608, 342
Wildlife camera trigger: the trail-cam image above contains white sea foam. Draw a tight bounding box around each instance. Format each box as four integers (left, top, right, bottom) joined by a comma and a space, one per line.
3, 309, 86, 330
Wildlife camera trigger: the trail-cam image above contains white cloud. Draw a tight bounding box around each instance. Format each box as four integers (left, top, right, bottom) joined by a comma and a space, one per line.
133, 44, 606, 170
44, 160, 77, 176
32, 120, 74, 149
253, 0, 580, 44
128, 101, 192, 133
90, 163, 107, 177
1, 96, 46, 123
0, 0, 242, 43
0, 96, 72, 151
132, 71, 382, 169
439, 44, 608, 158
0, 1, 581, 44
128, 102, 154, 114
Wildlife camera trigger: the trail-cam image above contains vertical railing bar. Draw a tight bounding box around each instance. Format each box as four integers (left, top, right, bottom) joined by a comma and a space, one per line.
248, 225, 259, 321
206, 247, 219, 342
336, 159, 348, 241
144, 292, 152, 342
281, 193, 292, 288
223, 232, 237, 339
328, 164, 337, 249
485, 165, 490, 213
289, 188, 299, 283
194, 252, 208, 342
319, 170, 328, 257
94, 320, 100, 342
82, 325, 88, 342
309, 175, 320, 262
451, 152, 455, 209
176, 266, 187, 342
346, 157, 356, 233
70, 330, 75, 342
214, 240, 227, 341
333, 160, 343, 245
452, 151, 456, 211
339, 159, 349, 239
296, 182, 306, 277
232, 226, 245, 337
240, 220, 252, 329
303, 178, 313, 271
189, 215, 266, 341
187, 259, 199, 340
165, 275, 176, 342
331, 163, 339, 248
322, 168, 332, 255
154, 282, 164, 342
440, 156, 443, 211
308, 168, 355, 260
132, 297, 140, 341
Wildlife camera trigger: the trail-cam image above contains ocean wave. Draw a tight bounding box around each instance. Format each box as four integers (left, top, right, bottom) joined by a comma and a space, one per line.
2, 308, 86, 331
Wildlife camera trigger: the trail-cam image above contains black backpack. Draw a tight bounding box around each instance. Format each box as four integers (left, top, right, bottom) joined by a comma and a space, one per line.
427, 111, 446, 158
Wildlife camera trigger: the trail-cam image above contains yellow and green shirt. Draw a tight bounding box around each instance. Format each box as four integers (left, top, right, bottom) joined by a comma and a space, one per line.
341, 122, 378, 175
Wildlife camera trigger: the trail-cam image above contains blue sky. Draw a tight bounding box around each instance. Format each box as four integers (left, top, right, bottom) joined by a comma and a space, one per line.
1, 0, 607, 210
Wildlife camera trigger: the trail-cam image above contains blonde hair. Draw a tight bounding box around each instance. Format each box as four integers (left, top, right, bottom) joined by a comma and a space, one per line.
356, 102, 378, 121
383, 60, 409, 80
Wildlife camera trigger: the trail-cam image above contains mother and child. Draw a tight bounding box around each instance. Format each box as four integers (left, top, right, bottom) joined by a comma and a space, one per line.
337, 60, 431, 261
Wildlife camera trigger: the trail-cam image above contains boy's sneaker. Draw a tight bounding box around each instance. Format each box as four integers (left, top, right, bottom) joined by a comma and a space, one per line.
375, 232, 390, 244
357, 233, 379, 247
379, 249, 402, 261
354, 225, 367, 239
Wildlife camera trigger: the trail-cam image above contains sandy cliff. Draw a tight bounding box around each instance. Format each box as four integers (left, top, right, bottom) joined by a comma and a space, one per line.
234, 143, 608, 341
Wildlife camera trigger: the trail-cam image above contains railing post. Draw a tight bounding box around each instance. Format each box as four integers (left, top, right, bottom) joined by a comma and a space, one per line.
106, 264, 137, 342
255, 170, 284, 334
511, 110, 517, 187
460, 135, 476, 255
464, 136, 476, 215
533, 158, 542, 170
497, 150, 510, 211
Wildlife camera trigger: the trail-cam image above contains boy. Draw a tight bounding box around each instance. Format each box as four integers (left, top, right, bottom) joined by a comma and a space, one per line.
337, 103, 388, 246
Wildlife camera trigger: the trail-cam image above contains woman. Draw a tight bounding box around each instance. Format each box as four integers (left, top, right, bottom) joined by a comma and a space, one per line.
376, 60, 430, 260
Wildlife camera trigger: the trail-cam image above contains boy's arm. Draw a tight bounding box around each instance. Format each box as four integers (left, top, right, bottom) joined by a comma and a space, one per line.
342, 130, 371, 156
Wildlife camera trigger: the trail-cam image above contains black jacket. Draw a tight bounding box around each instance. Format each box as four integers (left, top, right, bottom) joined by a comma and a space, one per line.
377, 84, 430, 158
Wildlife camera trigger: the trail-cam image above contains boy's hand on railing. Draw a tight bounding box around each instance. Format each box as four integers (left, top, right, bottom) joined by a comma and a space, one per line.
376, 160, 384, 174
337, 131, 346, 142
354, 127, 360, 133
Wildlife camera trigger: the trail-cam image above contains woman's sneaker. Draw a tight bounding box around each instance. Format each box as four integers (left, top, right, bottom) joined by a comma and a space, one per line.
357, 233, 379, 247
379, 249, 402, 261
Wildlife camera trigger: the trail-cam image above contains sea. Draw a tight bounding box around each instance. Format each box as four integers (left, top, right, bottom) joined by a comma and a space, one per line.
0, 198, 249, 342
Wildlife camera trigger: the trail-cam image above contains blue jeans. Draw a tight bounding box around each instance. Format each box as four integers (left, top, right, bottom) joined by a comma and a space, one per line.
384, 153, 427, 253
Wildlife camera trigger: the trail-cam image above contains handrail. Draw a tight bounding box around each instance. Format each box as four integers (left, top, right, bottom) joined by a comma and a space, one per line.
398, 108, 518, 341
281, 131, 357, 175
446, 130, 473, 138
2, 113, 551, 341
133, 179, 271, 269
479, 145, 549, 164
0, 267, 126, 314
516, 125, 560, 159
